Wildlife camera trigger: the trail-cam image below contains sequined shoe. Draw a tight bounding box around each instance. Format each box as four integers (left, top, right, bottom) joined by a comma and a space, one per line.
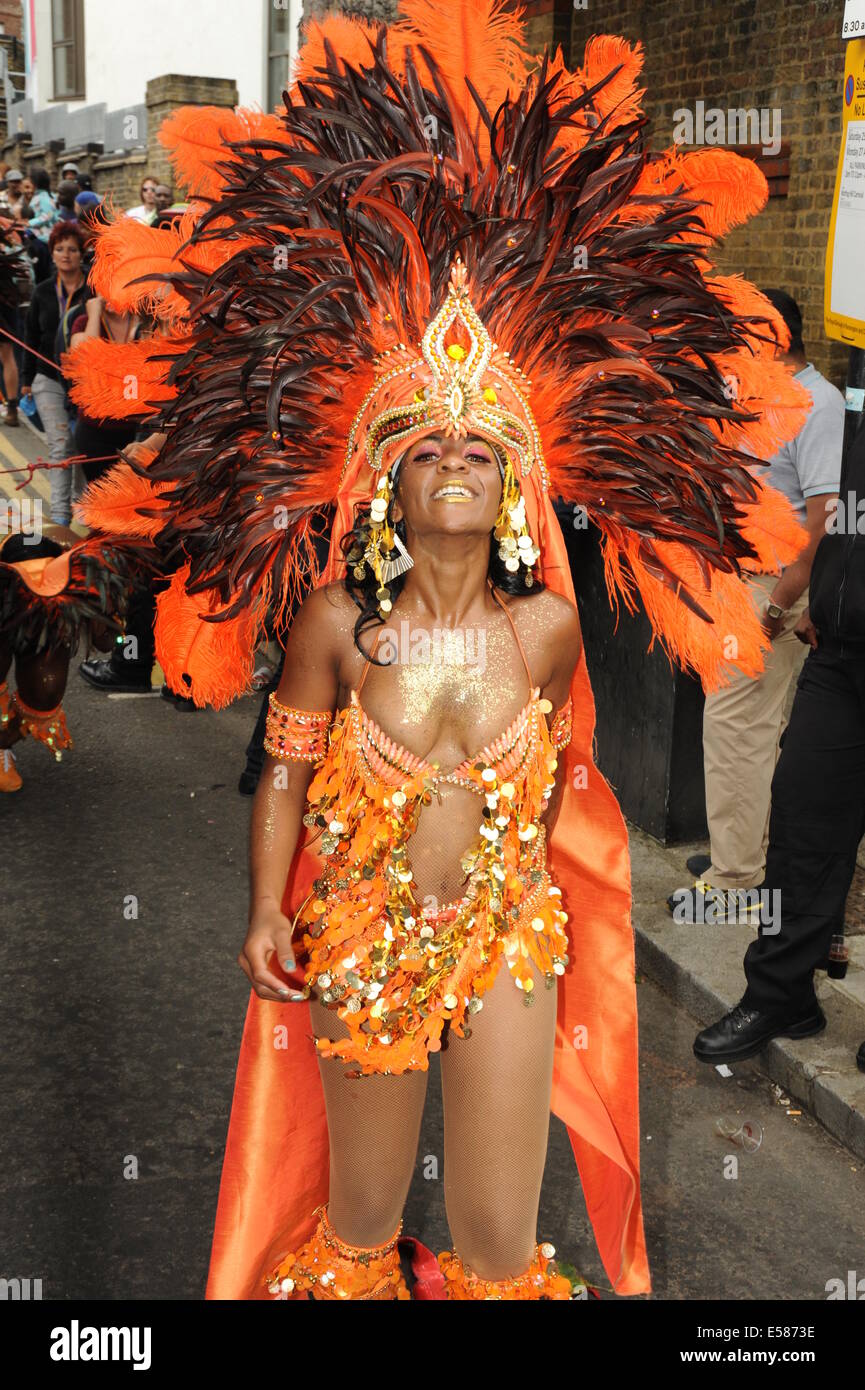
0, 748, 22, 792
437, 1243, 577, 1299
264, 1205, 410, 1301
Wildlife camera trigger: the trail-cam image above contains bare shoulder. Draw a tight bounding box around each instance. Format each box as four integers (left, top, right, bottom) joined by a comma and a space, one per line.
504, 587, 581, 690
291, 581, 355, 634
508, 587, 581, 643
275, 582, 359, 707
284, 581, 358, 659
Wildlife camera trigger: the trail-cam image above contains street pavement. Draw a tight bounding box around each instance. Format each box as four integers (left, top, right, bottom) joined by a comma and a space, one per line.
1, 672, 863, 1300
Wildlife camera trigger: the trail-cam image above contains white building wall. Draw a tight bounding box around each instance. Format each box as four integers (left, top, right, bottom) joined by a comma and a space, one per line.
29, 0, 303, 113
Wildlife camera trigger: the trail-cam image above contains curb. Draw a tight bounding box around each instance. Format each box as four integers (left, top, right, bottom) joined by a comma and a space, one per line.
629, 827, 865, 1162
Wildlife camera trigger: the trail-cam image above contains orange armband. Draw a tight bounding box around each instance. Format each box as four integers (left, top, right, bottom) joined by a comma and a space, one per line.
264, 693, 334, 763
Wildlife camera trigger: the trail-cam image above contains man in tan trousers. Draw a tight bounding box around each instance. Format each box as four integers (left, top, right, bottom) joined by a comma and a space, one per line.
670, 291, 843, 920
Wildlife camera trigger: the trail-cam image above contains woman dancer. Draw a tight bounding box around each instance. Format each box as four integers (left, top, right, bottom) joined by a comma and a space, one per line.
70, 0, 810, 1298
246, 418, 581, 1299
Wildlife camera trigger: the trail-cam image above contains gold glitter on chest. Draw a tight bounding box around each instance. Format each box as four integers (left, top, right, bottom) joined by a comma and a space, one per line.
358, 620, 525, 768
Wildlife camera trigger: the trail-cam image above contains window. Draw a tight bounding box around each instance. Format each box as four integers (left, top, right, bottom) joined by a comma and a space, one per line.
52, 0, 85, 101
267, 0, 299, 110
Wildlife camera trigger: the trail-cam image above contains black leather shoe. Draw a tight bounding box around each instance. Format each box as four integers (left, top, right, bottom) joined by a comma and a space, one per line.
160, 684, 197, 711
686, 853, 711, 877
694, 1000, 826, 1064
79, 657, 151, 693
857, 1041, 865, 1073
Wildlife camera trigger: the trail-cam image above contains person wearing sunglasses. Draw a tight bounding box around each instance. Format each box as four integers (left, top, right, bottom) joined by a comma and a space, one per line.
126, 176, 159, 225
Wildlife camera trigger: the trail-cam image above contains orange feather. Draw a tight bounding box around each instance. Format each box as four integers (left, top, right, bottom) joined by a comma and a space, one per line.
293, 13, 378, 89
581, 36, 645, 125
737, 479, 808, 573
73, 458, 169, 538
88, 210, 237, 318
155, 566, 268, 709
600, 530, 770, 691
708, 275, 790, 354
62, 337, 178, 419
633, 149, 768, 240
158, 106, 289, 199
390, 0, 530, 121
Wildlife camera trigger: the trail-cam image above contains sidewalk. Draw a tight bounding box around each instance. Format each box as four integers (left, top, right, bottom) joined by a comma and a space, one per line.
1, 414, 97, 537
0, 410, 50, 521
631, 825, 865, 1160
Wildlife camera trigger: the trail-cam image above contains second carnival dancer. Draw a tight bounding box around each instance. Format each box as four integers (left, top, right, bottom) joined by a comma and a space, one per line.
0, 228, 148, 794
68, 1, 810, 1299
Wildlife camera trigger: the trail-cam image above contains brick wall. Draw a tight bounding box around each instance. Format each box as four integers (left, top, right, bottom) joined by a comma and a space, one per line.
2, 73, 238, 207
519, 0, 569, 54
0, 2, 22, 40
567, 0, 848, 387
302, 0, 396, 20
304, 0, 848, 385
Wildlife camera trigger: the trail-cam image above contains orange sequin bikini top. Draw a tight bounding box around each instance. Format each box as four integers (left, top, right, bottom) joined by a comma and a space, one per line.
264, 586, 573, 785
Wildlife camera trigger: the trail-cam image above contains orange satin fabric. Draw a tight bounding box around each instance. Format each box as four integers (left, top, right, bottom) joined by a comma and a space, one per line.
0, 552, 72, 597
204, 467, 650, 1300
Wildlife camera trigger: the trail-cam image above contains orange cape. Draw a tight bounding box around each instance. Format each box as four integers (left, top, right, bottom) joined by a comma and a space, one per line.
204, 482, 650, 1299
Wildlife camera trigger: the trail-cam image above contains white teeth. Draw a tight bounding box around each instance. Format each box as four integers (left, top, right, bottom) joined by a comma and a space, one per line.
434, 486, 473, 498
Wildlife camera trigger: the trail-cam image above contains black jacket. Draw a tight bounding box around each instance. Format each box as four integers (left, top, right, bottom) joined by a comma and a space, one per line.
22, 275, 90, 387
809, 422, 865, 646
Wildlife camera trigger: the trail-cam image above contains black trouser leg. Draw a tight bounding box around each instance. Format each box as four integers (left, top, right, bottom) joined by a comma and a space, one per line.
743, 642, 865, 1015
109, 581, 158, 677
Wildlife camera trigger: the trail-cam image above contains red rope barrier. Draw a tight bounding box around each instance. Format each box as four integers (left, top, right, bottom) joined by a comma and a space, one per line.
0, 322, 62, 373
1, 454, 120, 492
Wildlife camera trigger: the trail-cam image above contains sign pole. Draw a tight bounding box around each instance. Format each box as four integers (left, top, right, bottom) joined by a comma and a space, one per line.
825, 28, 865, 489
841, 348, 865, 493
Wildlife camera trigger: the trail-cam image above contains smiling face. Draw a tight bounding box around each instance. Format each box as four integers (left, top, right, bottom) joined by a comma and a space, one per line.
391, 433, 503, 540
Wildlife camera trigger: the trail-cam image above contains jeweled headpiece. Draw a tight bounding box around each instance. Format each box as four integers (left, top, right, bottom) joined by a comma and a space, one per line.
344, 259, 546, 488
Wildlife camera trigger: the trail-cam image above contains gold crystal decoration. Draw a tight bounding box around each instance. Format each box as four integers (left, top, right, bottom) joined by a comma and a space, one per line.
343, 258, 547, 486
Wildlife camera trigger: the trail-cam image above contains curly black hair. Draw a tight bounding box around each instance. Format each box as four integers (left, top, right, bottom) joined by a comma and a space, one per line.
341, 491, 545, 659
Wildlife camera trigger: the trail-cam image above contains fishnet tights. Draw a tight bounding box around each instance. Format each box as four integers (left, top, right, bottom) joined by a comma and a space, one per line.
308, 953, 557, 1281
403, 782, 484, 906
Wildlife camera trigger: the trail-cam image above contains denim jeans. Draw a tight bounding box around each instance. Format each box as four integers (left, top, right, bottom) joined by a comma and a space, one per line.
31, 372, 77, 525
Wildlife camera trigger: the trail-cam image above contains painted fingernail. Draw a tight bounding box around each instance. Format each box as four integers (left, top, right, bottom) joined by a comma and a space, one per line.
283, 958, 295, 970
278, 988, 290, 997
289, 993, 306, 1002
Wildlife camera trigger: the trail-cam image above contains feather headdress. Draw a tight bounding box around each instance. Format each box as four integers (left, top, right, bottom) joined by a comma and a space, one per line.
69, 0, 809, 705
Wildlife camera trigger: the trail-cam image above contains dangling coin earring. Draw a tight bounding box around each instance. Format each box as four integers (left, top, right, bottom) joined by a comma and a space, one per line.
380, 530, 413, 584
494, 458, 540, 585
363, 470, 414, 616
